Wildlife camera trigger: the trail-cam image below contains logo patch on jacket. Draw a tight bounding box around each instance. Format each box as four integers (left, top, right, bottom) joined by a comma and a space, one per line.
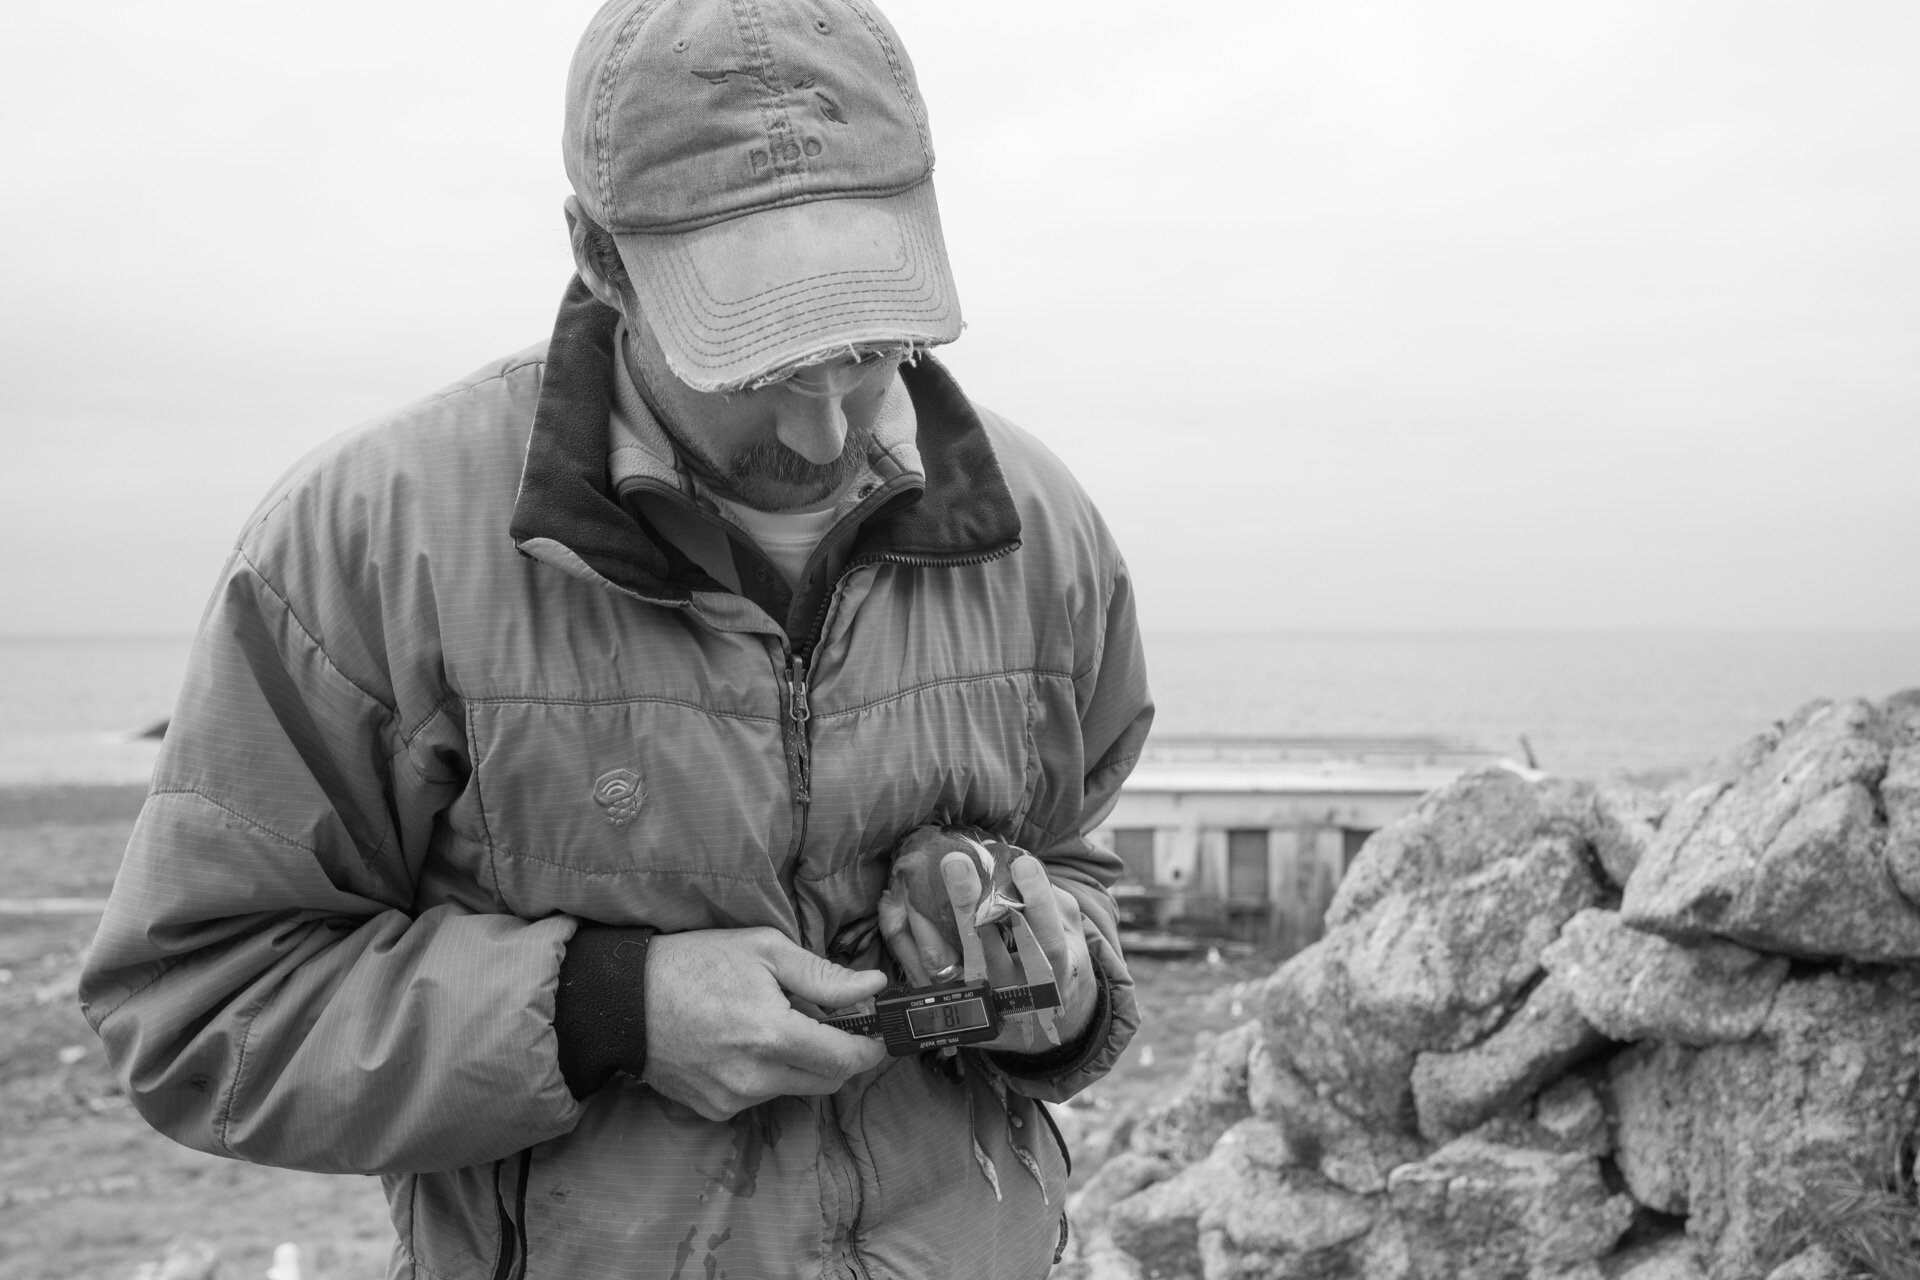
592, 767, 644, 828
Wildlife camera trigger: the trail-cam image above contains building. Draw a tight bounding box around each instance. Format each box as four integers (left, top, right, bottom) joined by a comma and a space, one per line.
1092, 736, 1502, 952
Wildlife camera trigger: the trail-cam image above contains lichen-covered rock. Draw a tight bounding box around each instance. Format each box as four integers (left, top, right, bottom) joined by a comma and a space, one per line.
1129, 1021, 1260, 1167
1533, 1076, 1609, 1158
1107, 1167, 1207, 1280
1200, 1121, 1377, 1276
1081, 694, 1920, 1280
1110, 1119, 1376, 1280
1759, 1245, 1847, 1280
1590, 782, 1672, 890
1264, 831, 1603, 1134
1882, 691, 1920, 904
1328, 767, 1595, 928
1445, 1076, 1611, 1173
1607, 969, 1920, 1279
1412, 974, 1607, 1142
1602, 1232, 1707, 1280
1608, 1041, 1696, 1215
1542, 909, 1789, 1046
1384, 1136, 1635, 1280
1247, 1040, 1426, 1194
1062, 1153, 1176, 1280
1622, 698, 1920, 961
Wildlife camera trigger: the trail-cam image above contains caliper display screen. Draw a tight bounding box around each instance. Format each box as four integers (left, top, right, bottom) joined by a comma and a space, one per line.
906, 997, 991, 1039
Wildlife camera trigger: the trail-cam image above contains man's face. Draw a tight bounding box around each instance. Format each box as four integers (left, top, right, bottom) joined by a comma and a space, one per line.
624, 314, 904, 512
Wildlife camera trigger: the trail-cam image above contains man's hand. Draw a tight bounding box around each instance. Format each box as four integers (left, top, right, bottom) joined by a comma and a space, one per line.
886, 853, 1099, 1056
642, 927, 889, 1120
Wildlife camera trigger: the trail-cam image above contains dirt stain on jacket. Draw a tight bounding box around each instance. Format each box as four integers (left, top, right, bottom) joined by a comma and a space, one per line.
701, 1109, 779, 1198
669, 1224, 699, 1280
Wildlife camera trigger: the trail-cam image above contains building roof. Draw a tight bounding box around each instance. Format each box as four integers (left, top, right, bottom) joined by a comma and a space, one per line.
1122, 735, 1505, 798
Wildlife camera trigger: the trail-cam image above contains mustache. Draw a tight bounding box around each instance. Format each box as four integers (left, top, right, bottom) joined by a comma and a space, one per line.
723, 421, 873, 491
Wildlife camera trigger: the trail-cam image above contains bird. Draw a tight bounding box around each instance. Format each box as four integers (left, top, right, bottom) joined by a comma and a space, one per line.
879, 823, 1025, 985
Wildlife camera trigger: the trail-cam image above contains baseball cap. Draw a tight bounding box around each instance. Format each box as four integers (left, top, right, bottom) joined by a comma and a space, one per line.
563, 0, 963, 392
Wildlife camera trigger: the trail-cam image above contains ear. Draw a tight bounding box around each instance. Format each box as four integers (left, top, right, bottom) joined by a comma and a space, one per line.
564, 195, 630, 315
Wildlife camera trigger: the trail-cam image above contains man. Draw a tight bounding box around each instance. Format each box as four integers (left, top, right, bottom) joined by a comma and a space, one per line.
81, 1, 1151, 1276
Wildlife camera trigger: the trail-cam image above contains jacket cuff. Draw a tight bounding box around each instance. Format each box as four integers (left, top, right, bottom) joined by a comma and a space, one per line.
552, 925, 656, 1100
986, 946, 1115, 1083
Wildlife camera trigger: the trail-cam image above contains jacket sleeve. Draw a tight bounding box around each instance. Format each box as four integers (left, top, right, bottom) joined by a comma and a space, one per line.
995, 551, 1153, 1102
80, 544, 586, 1175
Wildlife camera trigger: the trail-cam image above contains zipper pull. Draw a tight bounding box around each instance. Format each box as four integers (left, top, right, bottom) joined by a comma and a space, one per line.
788, 655, 812, 728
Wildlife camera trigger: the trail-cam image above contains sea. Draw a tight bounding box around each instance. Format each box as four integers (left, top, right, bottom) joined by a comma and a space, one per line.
0, 631, 1915, 788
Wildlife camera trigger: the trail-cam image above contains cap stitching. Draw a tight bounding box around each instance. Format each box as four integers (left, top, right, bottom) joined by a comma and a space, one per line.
665, 299, 954, 364
638, 185, 947, 317
832, 0, 933, 169
642, 229, 951, 363
645, 197, 944, 318
661, 281, 949, 352
596, 1, 661, 221
666, 300, 955, 368
645, 220, 944, 326
645, 258, 950, 365
733, 0, 808, 194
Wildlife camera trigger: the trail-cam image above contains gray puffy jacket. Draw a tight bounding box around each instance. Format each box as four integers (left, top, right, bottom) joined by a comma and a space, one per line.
81, 281, 1152, 1279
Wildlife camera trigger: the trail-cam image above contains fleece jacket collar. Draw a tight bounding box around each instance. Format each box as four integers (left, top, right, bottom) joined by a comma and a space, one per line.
510, 277, 1022, 605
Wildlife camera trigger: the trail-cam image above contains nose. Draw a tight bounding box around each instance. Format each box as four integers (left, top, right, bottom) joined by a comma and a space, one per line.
772, 358, 869, 464
773, 392, 850, 464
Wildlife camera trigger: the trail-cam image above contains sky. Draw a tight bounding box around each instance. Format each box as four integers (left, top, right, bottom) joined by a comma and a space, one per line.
2, 0, 1916, 635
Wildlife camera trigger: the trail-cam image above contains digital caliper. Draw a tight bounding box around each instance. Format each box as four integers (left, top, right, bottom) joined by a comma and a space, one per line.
819, 901, 1064, 1056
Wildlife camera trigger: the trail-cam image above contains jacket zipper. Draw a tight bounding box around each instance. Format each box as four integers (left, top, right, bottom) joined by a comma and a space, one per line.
490, 1150, 530, 1280
776, 648, 813, 919
784, 651, 812, 808
863, 546, 1020, 570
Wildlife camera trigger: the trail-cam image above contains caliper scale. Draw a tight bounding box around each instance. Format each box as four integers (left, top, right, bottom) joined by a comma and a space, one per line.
821, 899, 1064, 1056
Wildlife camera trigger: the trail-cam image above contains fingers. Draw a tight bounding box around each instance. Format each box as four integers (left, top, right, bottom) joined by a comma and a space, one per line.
767, 1006, 891, 1079
764, 933, 889, 1009
882, 914, 934, 989
879, 883, 935, 986
1011, 856, 1068, 954
941, 849, 982, 945
754, 935, 892, 1074
905, 908, 957, 976
683, 1031, 889, 1120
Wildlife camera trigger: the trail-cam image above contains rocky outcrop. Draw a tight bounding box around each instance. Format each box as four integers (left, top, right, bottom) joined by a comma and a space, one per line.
1881, 691, 1920, 905
1386, 1136, 1637, 1280
1129, 1021, 1261, 1167
1542, 909, 1789, 1047
1061, 693, 1920, 1280
1622, 698, 1920, 960
1265, 829, 1604, 1136
1588, 782, 1671, 890
1108, 1120, 1381, 1280
1324, 769, 1598, 929
1609, 970, 1920, 1268
1410, 974, 1608, 1143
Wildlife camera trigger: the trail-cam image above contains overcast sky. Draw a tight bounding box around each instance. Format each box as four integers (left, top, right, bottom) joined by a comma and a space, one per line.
3, 0, 1916, 635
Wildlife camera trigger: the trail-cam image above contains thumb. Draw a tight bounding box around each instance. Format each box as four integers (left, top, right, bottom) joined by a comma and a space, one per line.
764, 935, 888, 1009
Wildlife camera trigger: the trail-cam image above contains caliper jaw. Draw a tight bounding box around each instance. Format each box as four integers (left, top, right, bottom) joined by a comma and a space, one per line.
945, 835, 1063, 1048
998, 909, 1062, 1046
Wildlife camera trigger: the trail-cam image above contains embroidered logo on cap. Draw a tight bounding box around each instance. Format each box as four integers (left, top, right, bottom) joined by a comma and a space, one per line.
592, 768, 644, 828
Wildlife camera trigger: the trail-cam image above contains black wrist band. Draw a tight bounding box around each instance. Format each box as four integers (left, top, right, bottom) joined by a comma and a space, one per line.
553, 925, 657, 1100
